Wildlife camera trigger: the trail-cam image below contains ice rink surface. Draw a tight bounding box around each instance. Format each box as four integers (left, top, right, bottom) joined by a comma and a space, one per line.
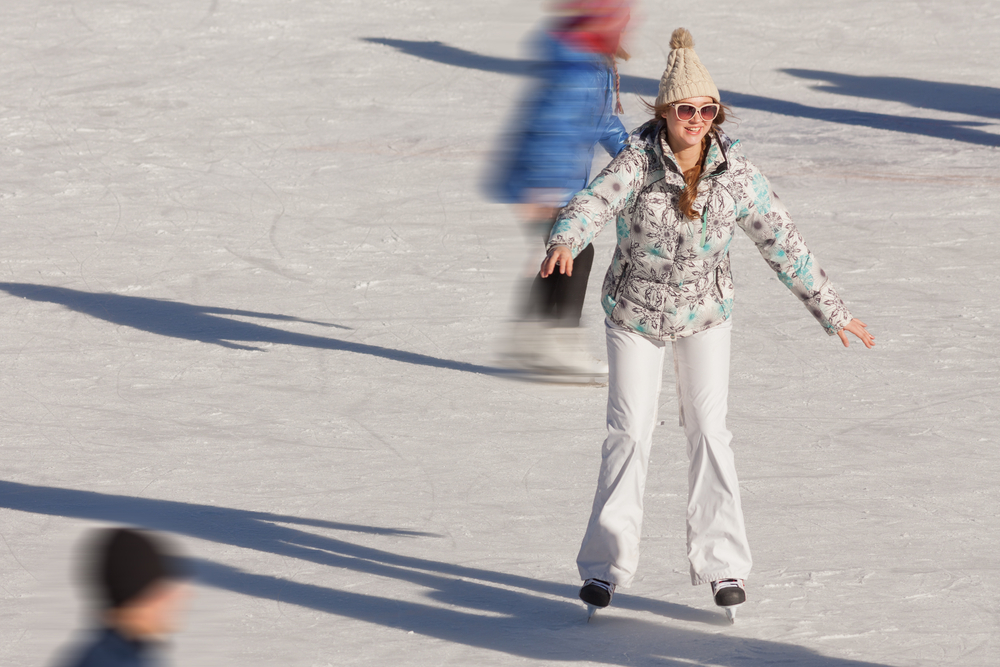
1, 1, 998, 664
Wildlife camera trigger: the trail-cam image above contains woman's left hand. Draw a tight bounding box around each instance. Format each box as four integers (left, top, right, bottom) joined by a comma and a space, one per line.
837, 319, 874, 349
540, 245, 574, 278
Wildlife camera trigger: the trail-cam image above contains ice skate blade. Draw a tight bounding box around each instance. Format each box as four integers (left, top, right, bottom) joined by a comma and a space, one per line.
586, 604, 597, 622
507, 370, 608, 387
724, 606, 737, 624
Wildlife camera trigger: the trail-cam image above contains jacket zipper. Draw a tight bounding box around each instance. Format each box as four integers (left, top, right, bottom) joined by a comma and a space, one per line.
616, 262, 629, 300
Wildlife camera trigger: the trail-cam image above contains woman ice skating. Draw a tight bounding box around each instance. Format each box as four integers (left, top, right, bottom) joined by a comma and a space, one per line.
488, 0, 632, 383
540, 28, 874, 621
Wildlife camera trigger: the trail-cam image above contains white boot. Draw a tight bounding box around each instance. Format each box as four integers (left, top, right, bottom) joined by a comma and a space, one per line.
498, 320, 545, 370
532, 327, 608, 379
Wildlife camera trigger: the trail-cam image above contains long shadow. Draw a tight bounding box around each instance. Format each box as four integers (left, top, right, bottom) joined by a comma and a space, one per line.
0, 282, 512, 378
365, 38, 1000, 147
4, 480, 893, 666
782, 69, 1000, 121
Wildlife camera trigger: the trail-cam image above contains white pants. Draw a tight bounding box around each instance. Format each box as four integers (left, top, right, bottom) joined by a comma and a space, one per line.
576, 318, 752, 587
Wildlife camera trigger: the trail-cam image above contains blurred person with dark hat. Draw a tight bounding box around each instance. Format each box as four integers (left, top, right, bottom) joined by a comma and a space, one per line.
488, 0, 632, 383
54, 528, 189, 667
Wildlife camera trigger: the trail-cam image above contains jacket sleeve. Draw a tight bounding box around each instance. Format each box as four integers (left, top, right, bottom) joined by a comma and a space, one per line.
598, 114, 629, 158
546, 145, 647, 258
734, 158, 853, 335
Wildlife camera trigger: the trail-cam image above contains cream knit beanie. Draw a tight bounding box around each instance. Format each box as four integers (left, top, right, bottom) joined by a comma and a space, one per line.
655, 28, 719, 107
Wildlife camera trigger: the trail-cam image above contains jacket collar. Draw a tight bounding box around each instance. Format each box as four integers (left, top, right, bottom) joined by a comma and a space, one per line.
633, 119, 734, 184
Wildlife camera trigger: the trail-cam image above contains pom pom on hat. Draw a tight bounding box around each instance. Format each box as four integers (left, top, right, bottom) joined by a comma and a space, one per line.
655, 28, 720, 107
669, 27, 694, 50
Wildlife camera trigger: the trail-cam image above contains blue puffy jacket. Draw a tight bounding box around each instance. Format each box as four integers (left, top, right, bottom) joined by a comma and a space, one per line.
487, 31, 629, 206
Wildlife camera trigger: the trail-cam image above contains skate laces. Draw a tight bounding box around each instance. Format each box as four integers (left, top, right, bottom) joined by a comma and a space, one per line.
711, 578, 744, 594
584, 578, 615, 594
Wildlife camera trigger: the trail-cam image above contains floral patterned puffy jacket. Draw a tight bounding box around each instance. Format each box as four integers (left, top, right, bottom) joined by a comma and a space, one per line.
547, 119, 853, 341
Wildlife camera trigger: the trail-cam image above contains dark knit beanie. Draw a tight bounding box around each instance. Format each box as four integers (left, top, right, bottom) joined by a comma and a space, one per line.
94, 528, 180, 609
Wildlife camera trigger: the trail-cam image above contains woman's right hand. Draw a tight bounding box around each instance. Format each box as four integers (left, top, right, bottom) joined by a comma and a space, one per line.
541, 245, 573, 278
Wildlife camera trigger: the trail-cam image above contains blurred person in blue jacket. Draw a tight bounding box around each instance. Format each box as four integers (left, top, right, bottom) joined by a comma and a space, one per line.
489, 0, 632, 382
54, 528, 189, 667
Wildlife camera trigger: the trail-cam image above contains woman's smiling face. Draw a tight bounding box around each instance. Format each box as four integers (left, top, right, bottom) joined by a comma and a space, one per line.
664, 96, 716, 155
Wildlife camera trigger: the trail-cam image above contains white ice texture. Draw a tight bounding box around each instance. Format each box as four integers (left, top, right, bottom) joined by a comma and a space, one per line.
1, 1, 998, 666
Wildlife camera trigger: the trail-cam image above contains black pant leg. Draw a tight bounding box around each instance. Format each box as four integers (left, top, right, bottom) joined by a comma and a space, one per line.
551, 242, 594, 327
524, 243, 594, 327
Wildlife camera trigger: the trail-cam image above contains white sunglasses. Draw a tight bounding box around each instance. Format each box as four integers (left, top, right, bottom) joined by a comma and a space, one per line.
669, 102, 720, 122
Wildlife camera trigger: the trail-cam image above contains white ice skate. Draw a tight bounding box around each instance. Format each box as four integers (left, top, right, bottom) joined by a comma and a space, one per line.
498, 320, 545, 369
514, 326, 608, 386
